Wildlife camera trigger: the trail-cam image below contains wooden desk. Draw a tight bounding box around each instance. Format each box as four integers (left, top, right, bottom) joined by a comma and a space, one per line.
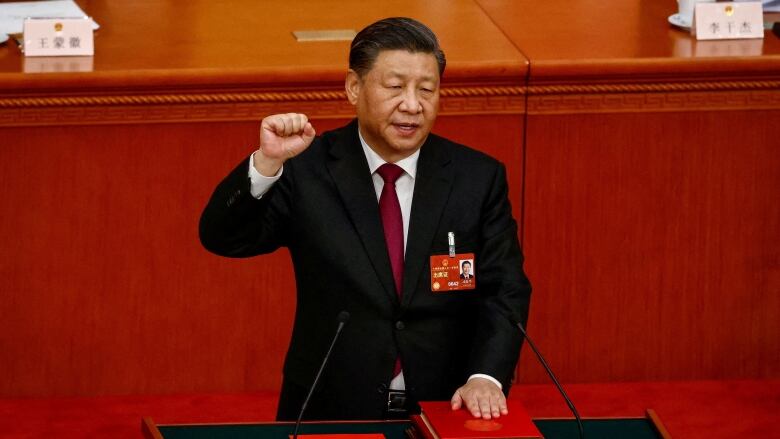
479, 0, 780, 383
0, 0, 526, 122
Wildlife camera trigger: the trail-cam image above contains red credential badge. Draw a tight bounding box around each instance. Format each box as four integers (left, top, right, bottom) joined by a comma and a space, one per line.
429, 253, 476, 292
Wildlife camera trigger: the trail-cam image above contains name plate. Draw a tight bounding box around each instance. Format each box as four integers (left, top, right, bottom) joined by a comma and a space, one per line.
693, 1, 764, 40
23, 56, 94, 73
23, 17, 94, 57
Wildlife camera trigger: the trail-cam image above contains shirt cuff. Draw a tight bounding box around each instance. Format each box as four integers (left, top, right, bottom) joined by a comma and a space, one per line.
248, 151, 283, 199
467, 374, 503, 390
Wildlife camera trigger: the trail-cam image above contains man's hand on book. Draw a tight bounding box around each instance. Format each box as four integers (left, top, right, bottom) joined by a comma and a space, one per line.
450, 377, 508, 419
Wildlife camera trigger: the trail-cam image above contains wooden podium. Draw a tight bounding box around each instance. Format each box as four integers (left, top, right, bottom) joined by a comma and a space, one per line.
142, 410, 671, 439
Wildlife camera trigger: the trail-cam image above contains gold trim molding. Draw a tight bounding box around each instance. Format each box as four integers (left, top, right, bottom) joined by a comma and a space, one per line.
527, 80, 780, 96
1, 79, 778, 125
524, 79, 780, 113
0, 86, 525, 109
0, 85, 526, 126
527, 89, 780, 114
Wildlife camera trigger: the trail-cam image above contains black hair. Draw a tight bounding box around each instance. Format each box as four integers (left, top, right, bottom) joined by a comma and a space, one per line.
461, 260, 471, 269
349, 17, 446, 78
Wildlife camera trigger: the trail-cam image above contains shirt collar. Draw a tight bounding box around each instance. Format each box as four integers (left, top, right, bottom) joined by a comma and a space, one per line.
358, 126, 419, 179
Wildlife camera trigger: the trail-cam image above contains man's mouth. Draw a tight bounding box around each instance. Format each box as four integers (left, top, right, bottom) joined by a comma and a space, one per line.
393, 122, 420, 134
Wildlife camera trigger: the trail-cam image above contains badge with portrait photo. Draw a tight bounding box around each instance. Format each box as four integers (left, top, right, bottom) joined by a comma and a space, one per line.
430, 253, 476, 292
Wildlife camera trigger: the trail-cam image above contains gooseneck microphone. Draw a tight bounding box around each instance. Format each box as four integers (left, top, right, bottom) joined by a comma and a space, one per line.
292, 311, 350, 439
517, 322, 585, 439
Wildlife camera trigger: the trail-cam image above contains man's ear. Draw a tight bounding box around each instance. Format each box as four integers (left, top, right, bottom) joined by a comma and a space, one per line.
345, 70, 361, 105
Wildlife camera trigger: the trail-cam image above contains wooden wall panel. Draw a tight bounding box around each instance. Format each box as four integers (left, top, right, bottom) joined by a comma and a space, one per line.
517, 109, 780, 384
0, 114, 524, 397
0, 121, 294, 397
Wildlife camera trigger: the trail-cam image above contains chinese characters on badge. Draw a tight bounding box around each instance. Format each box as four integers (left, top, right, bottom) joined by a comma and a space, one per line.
693, 1, 764, 40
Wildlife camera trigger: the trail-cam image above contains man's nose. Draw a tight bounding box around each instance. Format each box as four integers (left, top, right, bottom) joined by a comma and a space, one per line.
399, 89, 422, 113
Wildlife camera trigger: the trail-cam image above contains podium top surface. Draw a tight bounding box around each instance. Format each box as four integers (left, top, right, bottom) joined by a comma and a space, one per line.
477, 0, 780, 81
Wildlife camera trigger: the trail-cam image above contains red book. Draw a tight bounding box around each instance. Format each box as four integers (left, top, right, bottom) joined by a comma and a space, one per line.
413, 400, 542, 439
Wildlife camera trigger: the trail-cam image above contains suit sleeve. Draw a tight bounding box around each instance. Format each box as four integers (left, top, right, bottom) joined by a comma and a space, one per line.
466, 162, 531, 392
199, 155, 294, 257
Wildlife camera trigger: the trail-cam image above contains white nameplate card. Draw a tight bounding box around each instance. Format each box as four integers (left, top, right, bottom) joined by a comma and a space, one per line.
693, 1, 764, 40
23, 17, 94, 56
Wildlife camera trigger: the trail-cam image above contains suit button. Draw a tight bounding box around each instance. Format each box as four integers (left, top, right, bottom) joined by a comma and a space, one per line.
395, 321, 405, 330
377, 383, 388, 393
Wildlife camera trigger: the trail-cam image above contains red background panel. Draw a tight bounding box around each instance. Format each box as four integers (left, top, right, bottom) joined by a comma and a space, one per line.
518, 109, 780, 383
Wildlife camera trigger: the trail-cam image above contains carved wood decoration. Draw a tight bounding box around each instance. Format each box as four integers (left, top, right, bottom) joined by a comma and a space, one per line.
2, 79, 778, 127
527, 81, 780, 114
0, 85, 526, 126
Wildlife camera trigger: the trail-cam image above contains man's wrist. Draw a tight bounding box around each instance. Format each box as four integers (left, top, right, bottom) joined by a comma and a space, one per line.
248, 152, 283, 199
467, 374, 502, 390
253, 148, 285, 177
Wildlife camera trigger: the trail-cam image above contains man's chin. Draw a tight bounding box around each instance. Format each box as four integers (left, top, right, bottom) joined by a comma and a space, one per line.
390, 133, 429, 152
390, 141, 425, 156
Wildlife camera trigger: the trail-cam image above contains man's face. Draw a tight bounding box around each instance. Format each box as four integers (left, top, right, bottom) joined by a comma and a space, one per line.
462, 262, 471, 275
346, 50, 440, 162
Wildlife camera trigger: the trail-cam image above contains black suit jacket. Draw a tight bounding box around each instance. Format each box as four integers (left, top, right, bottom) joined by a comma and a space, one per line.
200, 120, 531, 420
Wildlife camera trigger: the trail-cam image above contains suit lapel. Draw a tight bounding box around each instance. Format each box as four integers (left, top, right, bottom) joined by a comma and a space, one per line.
402, 135, 453, 306
326, 121, 398, 304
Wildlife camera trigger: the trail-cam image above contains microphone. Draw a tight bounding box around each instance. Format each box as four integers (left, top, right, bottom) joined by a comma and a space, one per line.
292, 311, 350, 439
516, 322, 585, 439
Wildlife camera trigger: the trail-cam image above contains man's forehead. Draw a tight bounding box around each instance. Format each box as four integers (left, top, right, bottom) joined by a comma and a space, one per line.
367, 50, 439, 78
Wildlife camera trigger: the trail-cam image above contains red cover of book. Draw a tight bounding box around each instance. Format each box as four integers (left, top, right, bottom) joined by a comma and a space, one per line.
415, 400, 542, 439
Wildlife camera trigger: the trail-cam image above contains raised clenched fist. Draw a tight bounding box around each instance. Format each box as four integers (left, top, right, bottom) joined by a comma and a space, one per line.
254, 113, 316, 176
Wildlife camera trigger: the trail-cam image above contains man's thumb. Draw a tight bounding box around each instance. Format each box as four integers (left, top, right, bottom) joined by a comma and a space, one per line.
302, 123, 316, 144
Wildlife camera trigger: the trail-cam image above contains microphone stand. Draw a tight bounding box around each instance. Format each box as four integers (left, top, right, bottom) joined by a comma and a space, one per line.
292, 311, 350, 439
517, 322, 585, 439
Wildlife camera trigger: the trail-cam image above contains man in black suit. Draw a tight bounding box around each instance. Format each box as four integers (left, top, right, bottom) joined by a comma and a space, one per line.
200, 17, 531, 421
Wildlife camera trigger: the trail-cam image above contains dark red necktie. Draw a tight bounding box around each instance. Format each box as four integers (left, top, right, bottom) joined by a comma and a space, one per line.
377, 163, 405, 297
377, 163, 405, 379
